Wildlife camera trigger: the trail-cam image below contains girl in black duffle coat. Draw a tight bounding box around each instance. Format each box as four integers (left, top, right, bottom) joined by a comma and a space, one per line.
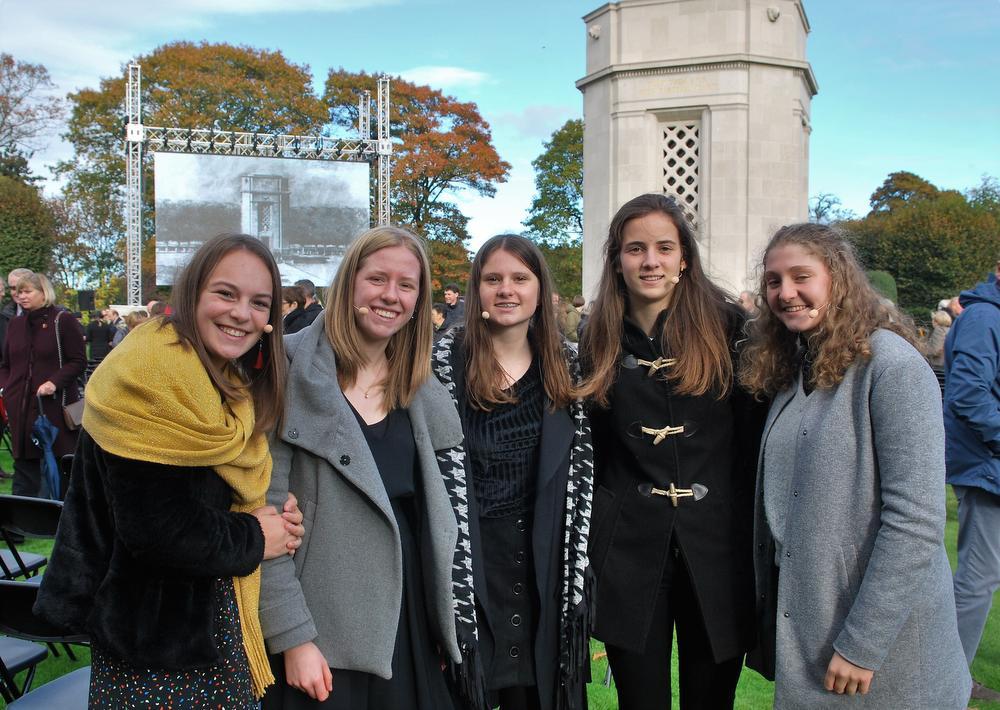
432, 235, 593, 710
578, 194, 764, 710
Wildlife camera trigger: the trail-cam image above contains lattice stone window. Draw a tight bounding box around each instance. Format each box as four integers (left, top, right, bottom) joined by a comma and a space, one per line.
661, 121, 701, 222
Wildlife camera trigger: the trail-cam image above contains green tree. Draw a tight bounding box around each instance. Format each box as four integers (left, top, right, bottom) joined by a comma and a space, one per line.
58, 41, 329, 290
538, 242, 583, 302
868, 170, 957, 213
324, 69, 510, 244
524, 119, 583, 244
0, 175, 54, 275
847, 173, 1000, 310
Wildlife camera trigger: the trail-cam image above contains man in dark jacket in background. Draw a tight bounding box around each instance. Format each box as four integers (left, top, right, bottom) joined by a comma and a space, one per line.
85, 311, 113, 362
944, 260, 1000, 701
441, 283, 465, 332
294, 279, 323, 328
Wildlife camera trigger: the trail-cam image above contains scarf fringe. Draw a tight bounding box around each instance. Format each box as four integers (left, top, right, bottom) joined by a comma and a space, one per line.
450, 639, 490, 710
233, 572, 275, 699
557, 568, 595, 710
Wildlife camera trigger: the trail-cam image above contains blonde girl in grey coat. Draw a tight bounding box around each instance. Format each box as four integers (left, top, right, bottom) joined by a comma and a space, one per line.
739, 223, 971, 708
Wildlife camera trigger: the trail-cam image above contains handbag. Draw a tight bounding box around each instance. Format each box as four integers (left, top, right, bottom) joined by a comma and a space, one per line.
54, 311, 85, 430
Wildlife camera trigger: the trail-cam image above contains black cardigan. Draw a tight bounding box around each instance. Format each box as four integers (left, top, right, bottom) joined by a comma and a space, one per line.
35, 430, 265, 669
588, 306, 765, 661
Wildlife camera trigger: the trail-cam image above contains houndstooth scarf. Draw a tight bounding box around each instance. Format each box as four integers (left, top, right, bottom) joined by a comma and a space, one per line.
432, 328, 595, 710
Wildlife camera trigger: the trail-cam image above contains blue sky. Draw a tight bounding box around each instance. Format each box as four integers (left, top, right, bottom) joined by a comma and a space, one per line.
3, 0, 998, 247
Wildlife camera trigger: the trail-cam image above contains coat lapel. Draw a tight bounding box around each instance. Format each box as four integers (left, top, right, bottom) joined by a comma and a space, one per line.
280, 319, 394, 525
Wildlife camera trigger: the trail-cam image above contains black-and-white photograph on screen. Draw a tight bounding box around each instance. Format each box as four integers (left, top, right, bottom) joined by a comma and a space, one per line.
154, 152, 370, 285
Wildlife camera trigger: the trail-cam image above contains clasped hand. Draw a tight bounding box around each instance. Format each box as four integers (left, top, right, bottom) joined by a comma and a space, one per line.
253, 492, 305, 560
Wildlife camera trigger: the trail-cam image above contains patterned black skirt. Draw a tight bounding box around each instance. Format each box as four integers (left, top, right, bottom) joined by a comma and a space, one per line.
89, 577, 256, 708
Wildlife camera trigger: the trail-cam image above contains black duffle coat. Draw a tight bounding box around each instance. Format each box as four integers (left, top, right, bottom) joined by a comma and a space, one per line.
588, 307, 764, 662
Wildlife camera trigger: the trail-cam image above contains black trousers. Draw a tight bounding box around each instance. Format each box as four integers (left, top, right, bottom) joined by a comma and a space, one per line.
605, 540, 743, 710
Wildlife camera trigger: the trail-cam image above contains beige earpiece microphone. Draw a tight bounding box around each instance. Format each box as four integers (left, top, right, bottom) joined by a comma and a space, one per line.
354, 306, 370, 315
481, 311, 490, 320
263, 324, 273, 333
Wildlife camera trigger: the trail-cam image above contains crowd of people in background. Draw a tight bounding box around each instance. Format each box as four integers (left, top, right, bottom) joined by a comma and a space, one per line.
0, 200, 992, 709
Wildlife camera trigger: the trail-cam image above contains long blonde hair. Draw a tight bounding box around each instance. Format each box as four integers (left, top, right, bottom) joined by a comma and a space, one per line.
324, 225, 433, 410
738, 223, 916, 398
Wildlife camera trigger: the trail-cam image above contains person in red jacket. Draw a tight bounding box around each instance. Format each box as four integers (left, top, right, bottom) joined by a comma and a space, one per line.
0, 272, 86, 498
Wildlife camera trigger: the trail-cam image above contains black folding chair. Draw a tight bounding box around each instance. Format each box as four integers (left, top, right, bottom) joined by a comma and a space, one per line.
0, 637, 47, 702
0, 496, 60, 582
0, 580, 89, 708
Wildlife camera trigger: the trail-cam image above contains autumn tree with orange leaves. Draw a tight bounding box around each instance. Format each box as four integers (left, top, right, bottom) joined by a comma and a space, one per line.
324, 69, 509, 292
57, 42, 328, 298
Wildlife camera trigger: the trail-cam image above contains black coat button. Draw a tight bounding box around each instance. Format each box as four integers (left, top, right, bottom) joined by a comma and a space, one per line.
512, 582, 524, 595
793, 490, 799, 497
288, 429, 298, 439
510, 614, 522, 627
783, 612, 790, 618
340, 455, 351, 466
514, 551, 526, 564
508, 645, 520, 658
515, 518, 526, 532
785, 551, 791, 558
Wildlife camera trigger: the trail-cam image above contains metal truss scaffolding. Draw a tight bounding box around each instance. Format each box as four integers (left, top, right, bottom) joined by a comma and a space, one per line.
122, 64, 392, 305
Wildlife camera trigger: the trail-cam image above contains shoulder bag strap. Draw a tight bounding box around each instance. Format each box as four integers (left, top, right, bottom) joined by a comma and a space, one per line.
53, 310, 66, 408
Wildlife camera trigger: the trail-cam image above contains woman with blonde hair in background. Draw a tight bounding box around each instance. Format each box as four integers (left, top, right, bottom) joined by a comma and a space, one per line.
0, 272, 86, 498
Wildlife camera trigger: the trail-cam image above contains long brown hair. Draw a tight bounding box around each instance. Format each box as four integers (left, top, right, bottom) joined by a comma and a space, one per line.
166, 233, 286, 435
578, 194, 735, 407
738, 222, 916, 397
463, 234, 574, 411
324, 225, 432, 410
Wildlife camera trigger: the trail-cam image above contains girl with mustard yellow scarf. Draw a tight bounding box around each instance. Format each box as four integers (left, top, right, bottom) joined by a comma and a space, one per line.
36, 233, 305, 706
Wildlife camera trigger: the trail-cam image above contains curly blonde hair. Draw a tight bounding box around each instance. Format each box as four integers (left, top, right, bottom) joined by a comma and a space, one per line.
738, 223, 915, 398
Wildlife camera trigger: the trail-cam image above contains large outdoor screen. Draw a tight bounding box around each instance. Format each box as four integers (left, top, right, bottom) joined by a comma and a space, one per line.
154, 152, 370, 286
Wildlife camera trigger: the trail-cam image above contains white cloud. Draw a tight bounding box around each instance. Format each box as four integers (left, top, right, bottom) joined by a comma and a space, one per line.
0, 0, 397, 189
492, 104, 579, 141
397, 66, 490, 91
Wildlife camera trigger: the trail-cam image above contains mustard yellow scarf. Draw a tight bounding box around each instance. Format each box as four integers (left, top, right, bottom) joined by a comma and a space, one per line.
83, 321, 274, 697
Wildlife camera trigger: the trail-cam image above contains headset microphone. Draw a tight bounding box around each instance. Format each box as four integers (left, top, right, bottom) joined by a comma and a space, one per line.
354, 306, 370, 315
807, 303, 829, 319
481, 311, 490, 320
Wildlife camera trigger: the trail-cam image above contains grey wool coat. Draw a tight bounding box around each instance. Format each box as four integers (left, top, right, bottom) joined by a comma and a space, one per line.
258, 317, 463, 677
751, 329, 971, 709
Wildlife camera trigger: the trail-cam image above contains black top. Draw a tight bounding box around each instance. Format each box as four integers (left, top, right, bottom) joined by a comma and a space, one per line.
343, 404, 454, 710
462, 361, 544, 518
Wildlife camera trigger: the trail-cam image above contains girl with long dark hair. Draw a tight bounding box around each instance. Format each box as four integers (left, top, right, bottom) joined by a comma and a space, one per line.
432, 234, 593, 710
578, 194, 760, 709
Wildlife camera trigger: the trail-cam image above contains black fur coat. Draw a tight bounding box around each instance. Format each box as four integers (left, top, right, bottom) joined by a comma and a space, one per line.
35, 429, 265, 669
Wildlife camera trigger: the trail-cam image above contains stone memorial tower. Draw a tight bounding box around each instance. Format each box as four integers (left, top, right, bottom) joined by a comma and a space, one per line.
577, 0, 817, 295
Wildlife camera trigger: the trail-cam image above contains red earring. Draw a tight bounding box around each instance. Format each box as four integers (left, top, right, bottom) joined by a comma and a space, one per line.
254, 339, 264, 369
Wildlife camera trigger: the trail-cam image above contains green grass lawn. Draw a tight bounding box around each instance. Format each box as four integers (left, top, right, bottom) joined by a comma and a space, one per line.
1, 450, 997, 708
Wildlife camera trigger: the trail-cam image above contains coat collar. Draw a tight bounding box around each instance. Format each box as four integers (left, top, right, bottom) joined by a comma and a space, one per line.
281, 317, 464, 521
